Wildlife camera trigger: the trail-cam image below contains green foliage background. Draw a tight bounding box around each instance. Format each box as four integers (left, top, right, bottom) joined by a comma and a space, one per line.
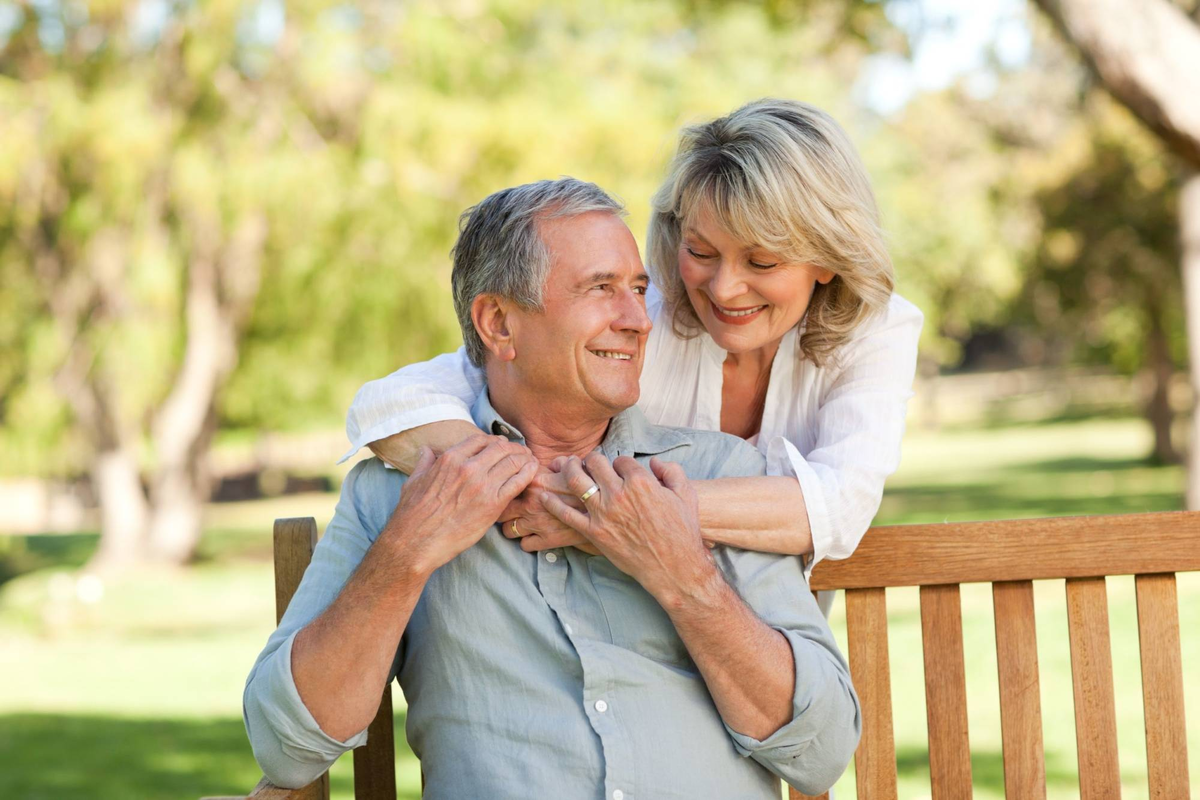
0, 0, 1188, 473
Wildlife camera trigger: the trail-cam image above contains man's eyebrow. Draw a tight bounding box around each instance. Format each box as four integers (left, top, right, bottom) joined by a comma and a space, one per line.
573, 270, 650, 289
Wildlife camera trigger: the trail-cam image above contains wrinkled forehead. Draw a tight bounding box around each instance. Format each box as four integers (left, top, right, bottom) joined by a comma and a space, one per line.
540, 212, 646, 286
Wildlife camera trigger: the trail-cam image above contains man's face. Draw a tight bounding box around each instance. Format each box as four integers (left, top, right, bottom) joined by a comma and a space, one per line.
509, 211, 651, 419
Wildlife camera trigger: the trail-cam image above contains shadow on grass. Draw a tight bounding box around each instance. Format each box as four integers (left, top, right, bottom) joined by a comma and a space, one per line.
896, 744, 1080, 793
0, 712, 421, 800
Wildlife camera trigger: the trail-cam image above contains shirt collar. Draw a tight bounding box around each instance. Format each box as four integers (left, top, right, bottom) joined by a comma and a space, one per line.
470, 386, 691, 459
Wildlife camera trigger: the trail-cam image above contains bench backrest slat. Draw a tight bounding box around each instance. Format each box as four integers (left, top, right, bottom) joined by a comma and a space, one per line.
846, 587, 899, 799
1065, 577, 1121, 798
919, 584, 973, 797
807, 512, 1200, 591
1134, 572, 1191, 797
272, 518, 331, 800
991, 580, 1047, 799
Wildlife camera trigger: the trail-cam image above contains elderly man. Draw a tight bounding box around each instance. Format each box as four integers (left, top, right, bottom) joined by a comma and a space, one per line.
243, 178, 860, 798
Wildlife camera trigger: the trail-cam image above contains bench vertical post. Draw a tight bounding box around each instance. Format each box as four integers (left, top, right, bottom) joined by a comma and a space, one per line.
1065, 576, 1120, 799
846, 587, 898, 800
920, 584, 973, 797
273, 518, 331, 800
1134, 573, 1190, 798
992, 580, 1046, 799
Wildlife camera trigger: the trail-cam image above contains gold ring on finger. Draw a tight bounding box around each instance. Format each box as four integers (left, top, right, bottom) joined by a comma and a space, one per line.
579, 484, 599, 504
512, 520, 522, 537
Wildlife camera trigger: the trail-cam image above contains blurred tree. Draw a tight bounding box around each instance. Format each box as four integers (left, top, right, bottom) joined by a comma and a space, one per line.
1, 0, 908, 567
1029, 0, 1200, 498
1022, 98, 1185, 462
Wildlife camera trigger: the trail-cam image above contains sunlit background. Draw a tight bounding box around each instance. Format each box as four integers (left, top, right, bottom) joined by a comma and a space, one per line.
1, 1, 1198, 797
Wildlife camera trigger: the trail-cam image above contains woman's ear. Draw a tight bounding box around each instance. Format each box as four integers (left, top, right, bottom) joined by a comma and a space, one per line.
472, 294, 518, 362
813, 266, 836, 285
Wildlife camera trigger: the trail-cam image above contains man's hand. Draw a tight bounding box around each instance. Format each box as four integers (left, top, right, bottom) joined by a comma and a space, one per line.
539, 453, 718, 604
499, 459, 599, 555
383, 434, 539, 575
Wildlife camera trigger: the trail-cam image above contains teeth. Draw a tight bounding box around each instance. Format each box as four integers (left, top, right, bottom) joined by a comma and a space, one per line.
717, 304, 765, 317
592, 351, 632, 360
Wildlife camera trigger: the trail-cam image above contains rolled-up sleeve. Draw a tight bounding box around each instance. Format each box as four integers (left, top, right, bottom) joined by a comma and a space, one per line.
767, 296, 923, 571
716, 546, 861, 794
707, 436, 860, 792
340, 347, 486, 463
242, 460, 394, 787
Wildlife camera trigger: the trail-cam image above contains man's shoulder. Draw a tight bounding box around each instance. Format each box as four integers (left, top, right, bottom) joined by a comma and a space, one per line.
642, 422, 766, 480
339, 456, 410, 526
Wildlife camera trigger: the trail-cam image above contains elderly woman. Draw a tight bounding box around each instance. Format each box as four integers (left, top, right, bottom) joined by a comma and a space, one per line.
340, 99, 922, 608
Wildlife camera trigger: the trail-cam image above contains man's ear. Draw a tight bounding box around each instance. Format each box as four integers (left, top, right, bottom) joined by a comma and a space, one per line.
472, 294, 518, 362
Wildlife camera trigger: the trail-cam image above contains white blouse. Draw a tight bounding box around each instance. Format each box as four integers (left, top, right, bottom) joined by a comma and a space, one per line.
341, 287, 923, 573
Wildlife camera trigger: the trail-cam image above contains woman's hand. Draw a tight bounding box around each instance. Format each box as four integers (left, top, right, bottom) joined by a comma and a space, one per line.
499, 459, 600, 555
539, 453, 715, 603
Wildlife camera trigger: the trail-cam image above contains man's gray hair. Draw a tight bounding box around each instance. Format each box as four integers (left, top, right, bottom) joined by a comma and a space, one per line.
452, 178, 626, 366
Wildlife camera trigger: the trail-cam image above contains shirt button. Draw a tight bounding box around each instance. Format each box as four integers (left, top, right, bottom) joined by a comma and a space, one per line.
545, 552, 558, 563
594, 699, 608, 713
563, 622, 573, 635
612, 791, 624, 800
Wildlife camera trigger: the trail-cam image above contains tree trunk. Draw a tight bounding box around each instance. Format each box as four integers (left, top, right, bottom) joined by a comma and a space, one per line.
1144, 300, 1177, 464
89, 447, 149, 570
1030, 0, 1200, 502
1182, 173, 1200, 507
1032, 0, 1200, 168
145, 214, 266, 563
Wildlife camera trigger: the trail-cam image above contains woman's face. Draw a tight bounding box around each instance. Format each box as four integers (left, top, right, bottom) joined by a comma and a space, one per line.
677, 208, 834, 356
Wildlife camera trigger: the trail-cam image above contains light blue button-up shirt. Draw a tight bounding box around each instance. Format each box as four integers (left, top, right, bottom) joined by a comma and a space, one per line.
244, 390, 860, 797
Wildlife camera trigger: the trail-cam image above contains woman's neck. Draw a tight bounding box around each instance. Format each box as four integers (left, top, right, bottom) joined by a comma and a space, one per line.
720, 339, 781, 440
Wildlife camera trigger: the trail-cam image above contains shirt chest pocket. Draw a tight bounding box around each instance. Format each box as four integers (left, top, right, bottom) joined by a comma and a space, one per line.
586, 558, 694, 669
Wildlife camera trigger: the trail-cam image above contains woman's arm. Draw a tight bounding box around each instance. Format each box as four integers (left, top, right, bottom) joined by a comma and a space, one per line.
368, 420, 480, 472
694, 477, 812, 555
342, 347, 485, 465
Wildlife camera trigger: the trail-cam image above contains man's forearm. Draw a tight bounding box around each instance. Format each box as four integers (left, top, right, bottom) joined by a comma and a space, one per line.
659, 564, 795, 740
368, 420, 480, 472
291, 537, 428, 741
695, 477, 813, 556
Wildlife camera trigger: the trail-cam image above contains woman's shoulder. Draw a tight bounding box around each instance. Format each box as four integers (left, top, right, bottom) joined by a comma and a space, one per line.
846, 292, 923, 349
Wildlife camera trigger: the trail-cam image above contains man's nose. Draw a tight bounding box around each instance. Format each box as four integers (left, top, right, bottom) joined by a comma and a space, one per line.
708, 261, 748, 303
614, 290, 652, 334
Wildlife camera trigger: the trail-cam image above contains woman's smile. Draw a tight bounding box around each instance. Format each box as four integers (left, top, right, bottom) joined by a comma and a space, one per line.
708, 299, 768, 325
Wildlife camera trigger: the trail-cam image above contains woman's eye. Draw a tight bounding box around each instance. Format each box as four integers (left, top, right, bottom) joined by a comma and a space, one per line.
749, 260, 777, 269
686, 247, 715, 259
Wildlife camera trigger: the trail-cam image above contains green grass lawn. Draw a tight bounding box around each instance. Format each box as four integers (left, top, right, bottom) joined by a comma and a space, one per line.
1, 415, 1197, 799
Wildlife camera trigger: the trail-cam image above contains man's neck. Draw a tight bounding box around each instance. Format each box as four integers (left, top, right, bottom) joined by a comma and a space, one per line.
485, 372, 612, 465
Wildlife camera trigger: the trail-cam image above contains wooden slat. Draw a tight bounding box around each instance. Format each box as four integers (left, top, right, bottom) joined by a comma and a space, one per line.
1135, 573, 1191, 798
992, 580, 1047, 799
920, 584, 973, 797
354, 684, 398, 800
810, 511, 1200, 591
846, 587, 898, 800
268, 518, 329, 800
1065, 577, 1120, 799
273, 517, 319, 624
788, 787, 828, 800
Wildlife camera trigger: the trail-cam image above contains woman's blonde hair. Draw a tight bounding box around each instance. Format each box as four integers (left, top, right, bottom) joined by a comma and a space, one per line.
647, 98, 894, 366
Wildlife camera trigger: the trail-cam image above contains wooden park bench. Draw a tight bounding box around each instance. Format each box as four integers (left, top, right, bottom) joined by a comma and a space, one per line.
205, 511, 1199, 799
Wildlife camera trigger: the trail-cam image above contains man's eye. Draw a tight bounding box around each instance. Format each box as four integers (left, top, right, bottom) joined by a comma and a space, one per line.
634, 285, 647, 295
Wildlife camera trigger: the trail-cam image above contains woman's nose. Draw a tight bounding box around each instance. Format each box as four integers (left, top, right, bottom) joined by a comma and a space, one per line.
708, 261, 747, 303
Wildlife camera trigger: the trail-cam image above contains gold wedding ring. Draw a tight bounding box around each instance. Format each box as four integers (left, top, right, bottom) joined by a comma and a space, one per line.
579, 484, 599, 504
511, 520, 522, 537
